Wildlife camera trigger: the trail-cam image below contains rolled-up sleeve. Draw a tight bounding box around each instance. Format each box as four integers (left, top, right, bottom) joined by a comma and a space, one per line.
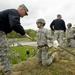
9, 10, 25, 36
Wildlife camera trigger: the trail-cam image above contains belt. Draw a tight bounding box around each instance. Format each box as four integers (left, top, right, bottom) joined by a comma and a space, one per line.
38, 44, 48, 48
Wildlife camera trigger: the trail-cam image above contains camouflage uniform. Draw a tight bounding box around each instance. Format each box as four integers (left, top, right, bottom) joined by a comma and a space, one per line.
66, 28, 75, 47
0, 31, 12, 74
54, 30, 64, 47
37, 28, 53, 66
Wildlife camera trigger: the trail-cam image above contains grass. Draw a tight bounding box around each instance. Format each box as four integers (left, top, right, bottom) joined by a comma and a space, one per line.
12, 51, 75, 75
10, 45, 37, 64
10, 45, 55, 64
0, 46, 75, 75
17, 38, 31, 41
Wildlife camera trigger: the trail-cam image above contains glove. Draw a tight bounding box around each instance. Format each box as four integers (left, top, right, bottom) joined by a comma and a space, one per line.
53, 40, 59, 48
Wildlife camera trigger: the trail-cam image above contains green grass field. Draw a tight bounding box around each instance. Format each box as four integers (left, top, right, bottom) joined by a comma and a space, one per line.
10, 45, 37, 64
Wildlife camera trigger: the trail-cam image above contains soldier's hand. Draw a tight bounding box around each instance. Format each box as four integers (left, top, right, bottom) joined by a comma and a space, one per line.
28, 37, 33, 40
28, 37, 36, 41
23, 33, 32, 40
53, 40, 59, 48
31, 38, 36, 41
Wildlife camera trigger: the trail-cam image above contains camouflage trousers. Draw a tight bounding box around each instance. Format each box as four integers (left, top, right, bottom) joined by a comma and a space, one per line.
54, 30, 64, 47
37, 46, 53, 66
0, 31, 12, 73
70, 39, 75, 47
66, 38, 75, 47
66, 38, 71, 47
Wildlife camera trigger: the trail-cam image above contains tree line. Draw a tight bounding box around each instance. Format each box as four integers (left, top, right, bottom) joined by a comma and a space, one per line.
7, 26, 75, 38
7, 29, 36, 38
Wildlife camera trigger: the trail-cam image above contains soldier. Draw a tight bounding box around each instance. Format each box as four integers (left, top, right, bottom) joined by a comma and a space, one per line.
50, 14, 66, 47
66, 23, 75, 47
0, 4, 32, 75
36, 18, 59, 67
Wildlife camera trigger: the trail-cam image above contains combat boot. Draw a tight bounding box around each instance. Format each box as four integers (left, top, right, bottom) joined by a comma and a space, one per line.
2, 71, 11, 75
52, 52, 59, 62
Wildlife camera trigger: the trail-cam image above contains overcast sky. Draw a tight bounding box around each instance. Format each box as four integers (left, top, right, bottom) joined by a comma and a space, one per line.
0, 0, 75, 30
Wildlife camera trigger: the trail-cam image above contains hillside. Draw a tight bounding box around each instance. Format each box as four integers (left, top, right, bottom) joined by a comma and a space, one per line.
13, 55, 75, 75
0, 47, 75, 75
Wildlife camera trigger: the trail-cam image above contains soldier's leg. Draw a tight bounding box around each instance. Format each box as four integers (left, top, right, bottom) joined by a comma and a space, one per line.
37, 48, 42, 63
66, 39, 71, 47
59, 31, 64, 46
66, 39, 68, 46
42, 47, 53, 66
54, 31, 59, 40
70, 39, 75, 47
52, 52, 59, 62
0, 31, 12, 74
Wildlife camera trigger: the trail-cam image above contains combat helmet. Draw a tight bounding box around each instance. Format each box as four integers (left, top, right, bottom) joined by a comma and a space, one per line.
36, 18, 46, 26
67, 23, 72, 27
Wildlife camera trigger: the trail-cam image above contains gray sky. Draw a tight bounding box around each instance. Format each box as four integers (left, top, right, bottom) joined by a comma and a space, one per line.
0, 0, 75, 30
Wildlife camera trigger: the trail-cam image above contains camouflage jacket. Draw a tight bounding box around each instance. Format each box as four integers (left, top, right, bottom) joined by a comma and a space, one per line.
36, 28, 52, 46
66, 28, 75, 39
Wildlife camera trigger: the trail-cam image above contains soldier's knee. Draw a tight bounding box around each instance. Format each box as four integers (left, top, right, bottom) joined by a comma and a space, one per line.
42, 61, 48, 66
37, 59, 42, 63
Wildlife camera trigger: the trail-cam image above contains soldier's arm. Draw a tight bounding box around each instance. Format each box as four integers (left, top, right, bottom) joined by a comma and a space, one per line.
23, 33, 32, 40
62, 20, 66, 32
45, 29, 53, 41
9, 10, 32, 40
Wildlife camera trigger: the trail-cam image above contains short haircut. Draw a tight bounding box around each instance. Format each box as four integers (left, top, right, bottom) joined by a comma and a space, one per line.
57, 14, 61, 17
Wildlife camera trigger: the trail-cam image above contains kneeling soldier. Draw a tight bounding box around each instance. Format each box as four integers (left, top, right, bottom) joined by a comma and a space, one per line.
36, 18, 59, 66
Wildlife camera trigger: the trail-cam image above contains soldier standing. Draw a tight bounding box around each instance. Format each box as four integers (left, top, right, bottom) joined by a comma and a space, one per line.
50, 14, 66, 47
36, 18, 59, 67
0, 4, 32, 75
66, 23, 75, 47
